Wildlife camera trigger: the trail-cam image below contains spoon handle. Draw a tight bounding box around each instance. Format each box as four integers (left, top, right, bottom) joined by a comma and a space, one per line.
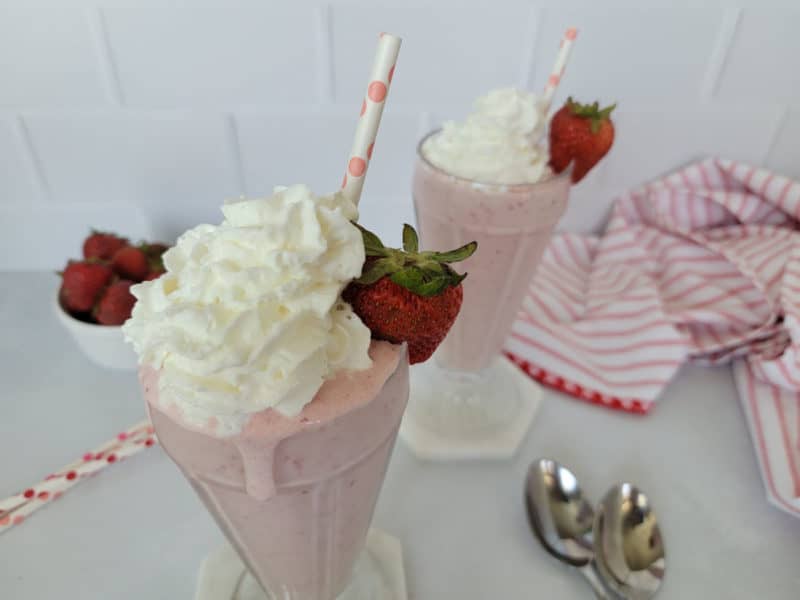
578, 562, 612, 599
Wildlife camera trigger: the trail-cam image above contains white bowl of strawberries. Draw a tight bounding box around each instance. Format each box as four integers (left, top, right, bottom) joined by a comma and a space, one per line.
55, 231, 169, 370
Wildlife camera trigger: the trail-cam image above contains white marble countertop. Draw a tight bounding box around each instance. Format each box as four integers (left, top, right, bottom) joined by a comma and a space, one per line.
2, 272, 800, 599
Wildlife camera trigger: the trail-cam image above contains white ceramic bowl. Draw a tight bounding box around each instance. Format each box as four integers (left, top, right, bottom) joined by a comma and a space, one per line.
54, 296, 138, 370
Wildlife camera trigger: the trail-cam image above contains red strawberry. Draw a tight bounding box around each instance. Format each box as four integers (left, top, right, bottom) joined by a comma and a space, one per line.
94, 280, 136, 325
143, 269, 165, 281
82, 231, 128, 261
342, 224, 477, 364
59, 261, 114, 313
549, 97, 616, 183
111, 246, 149, 282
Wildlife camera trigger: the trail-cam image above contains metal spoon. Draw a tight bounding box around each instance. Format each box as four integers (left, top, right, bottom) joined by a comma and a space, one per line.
594, 483, 666, 599
524, 459, 611, 598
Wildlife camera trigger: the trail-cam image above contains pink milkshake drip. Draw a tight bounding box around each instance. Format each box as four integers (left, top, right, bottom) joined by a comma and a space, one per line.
413, 139, 570, 372
235, 438, 278, 500
144, 341, 409, 599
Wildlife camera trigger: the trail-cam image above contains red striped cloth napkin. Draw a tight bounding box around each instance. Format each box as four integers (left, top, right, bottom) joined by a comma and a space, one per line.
505, 158, 800, 517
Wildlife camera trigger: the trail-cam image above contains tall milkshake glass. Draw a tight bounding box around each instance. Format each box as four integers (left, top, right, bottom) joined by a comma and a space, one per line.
403, 127, 570, 457
399, 32, 586, 458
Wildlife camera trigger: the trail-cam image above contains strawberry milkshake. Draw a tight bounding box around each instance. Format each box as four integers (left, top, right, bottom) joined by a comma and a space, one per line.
404, 88, 571, 456
123, 184, 472, 598
416, 88, 570, 371
123, 184, 399, 599
404, 86, 615, 458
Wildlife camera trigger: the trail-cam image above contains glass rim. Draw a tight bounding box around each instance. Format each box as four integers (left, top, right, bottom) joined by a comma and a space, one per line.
415, 128, 572, 189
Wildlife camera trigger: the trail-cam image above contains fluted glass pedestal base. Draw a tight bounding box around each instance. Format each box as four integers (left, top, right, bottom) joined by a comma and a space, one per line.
196, 530, 406, 600
399, 356, 543, 461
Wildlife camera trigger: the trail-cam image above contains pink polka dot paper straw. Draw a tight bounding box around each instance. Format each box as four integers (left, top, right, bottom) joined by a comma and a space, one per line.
541, 27, 578, 114
341, 32, 402, 206
0, 419, 155, 534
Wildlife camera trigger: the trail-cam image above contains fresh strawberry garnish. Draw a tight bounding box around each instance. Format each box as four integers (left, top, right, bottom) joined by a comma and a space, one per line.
59, 261, 114, 313
94, 280, 136, 325
343, 224, 477, 364
549, 97, 616, 183
82, 230, 128, 261
111, 246, 149, 282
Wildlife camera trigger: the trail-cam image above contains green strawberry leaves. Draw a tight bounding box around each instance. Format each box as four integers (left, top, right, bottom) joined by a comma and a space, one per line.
356, 257, 397, 285
389, 266, 424, 289
428, 241, 478, 264
389, 266, 463, 298
352, 222, 477, 297
354, 223, 388, 257
566, 97, 617, 134
402, 224, 419, 253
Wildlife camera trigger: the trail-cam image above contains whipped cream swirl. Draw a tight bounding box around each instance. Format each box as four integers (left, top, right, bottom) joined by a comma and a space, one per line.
123, 184, 372, 436
422, 87, 550, 184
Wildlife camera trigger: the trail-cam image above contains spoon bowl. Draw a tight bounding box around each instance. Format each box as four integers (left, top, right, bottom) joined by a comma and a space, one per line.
525, 458, 595, 566
594, 483, 666, 599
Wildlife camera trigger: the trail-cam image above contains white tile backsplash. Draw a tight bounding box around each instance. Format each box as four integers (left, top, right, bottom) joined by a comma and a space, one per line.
534, 7, 720, 105
0, 118, 41, 204
3, 1, 800, 268
23, 112, 241, 240
716, 9, 800, 103
355, 109, 424, 203
0, 203, 153, 270
0, 6, 107, 107
558, 105, 784, 232
766, 108, 800, 180
236, 108, 422, 200
607, 105, 783, 184
102, 4, 318, 107
331, 4, 532, 113
358, 194, 416, 250
235, 111, 353, 198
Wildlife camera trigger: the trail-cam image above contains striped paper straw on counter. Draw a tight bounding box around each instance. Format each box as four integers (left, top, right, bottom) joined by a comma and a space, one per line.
0, 420, 156, 533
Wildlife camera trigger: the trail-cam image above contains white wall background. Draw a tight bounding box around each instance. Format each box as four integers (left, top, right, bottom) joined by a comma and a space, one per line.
1, 0, 799, 270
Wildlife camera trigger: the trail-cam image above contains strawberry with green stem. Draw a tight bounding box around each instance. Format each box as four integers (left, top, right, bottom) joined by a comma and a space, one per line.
549, 97, 616, 183
343, 224, 477, 364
